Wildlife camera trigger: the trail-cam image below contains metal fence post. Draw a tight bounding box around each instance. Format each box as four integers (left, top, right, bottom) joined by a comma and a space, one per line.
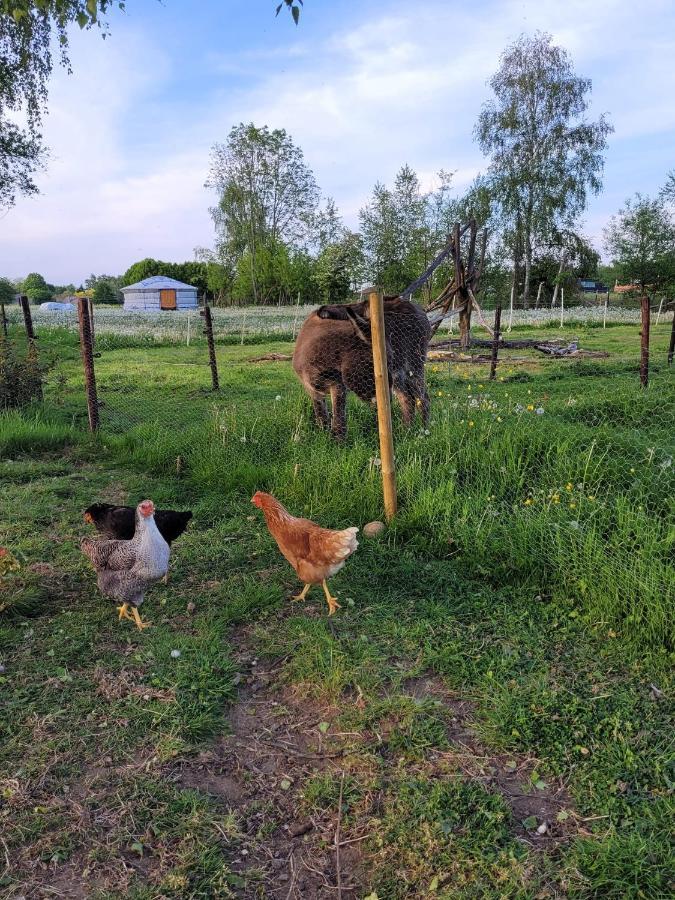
489, 304, 502, 381
77, 297, 100, 431
200, 303, 219, 390
640, 294, 650, 388
368, 287, 397, 521
668, 308, 675, 366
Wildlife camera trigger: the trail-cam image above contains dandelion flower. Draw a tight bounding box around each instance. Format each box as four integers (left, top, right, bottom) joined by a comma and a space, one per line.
569, 502, 576, 509
437, 391, 443, 397
527, 404, 534, 411
478, 384, 484, 389
565, 483, 573, 492
468, 420, 475, 427
524, 498, 533, 506
552, 494, 560, 503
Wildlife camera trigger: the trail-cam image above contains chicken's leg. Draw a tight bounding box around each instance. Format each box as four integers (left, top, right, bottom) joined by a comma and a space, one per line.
321, 580, 341, 616
130, 607, 151, 631
117, 603, 134, 622
292, 583, 311, 603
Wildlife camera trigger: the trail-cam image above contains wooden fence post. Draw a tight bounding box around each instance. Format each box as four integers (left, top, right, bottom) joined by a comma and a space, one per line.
640, 294, 650, 388
0, 302, 7, 338
489, 304, 502, 381
77, 297, 100, 431
87, 297, 95, 347
19, 295, 35, 340
200, 303, 219, 391
668, 308, 675, 366
368, 287, 397, 521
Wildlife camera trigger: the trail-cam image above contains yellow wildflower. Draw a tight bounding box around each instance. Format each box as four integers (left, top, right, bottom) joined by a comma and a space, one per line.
496, 416, 502, 422
524, 498, 533, 506
468, 420, 475, 427
565, 483, 573, 492
552, 494, 560, 503
527, 404, 534, 411
569, 502, 576, 509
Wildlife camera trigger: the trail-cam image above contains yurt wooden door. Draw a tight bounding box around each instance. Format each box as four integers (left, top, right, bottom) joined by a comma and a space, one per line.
160, 289, 177, 310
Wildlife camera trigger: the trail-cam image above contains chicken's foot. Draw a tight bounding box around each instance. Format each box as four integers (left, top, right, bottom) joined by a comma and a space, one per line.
292, 583, 311, 603
130, 607, 151, 631
117, 603, 134, 622
322, 580, 341, 616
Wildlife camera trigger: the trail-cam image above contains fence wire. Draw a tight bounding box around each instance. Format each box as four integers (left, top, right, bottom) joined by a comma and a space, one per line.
4, 297, 673, 649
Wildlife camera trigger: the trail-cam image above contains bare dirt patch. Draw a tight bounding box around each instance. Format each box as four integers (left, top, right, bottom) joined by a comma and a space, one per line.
169, 626, 366, 898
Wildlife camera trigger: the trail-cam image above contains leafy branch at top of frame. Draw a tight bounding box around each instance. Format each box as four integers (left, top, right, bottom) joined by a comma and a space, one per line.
276, 0, 303, 26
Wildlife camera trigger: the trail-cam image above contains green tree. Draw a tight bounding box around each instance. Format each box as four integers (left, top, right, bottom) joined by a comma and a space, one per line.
475, 33, 612, 307
206, 123, 319, 304
21, 271, 51, 302
604, 194, 675, 293
0, 276, 17, 304
122, 259, 209, 296
0, 2, 125, 208
359, 166, 458, 299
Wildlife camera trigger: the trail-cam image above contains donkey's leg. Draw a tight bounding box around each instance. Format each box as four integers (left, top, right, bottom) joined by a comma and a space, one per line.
329, 383, 347, 441
310, 390, 330, 430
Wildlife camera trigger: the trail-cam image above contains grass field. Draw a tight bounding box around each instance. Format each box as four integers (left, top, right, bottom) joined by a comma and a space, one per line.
1, 317, 673, 898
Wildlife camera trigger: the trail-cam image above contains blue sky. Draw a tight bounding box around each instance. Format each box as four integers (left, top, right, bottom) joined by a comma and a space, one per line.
1, 0, 674, 284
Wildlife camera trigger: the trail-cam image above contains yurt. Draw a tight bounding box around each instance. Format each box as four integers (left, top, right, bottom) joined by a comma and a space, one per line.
121, 275, 198, 311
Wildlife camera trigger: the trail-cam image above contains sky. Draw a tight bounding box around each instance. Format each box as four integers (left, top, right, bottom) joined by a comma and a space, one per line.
1, 0, 674, 285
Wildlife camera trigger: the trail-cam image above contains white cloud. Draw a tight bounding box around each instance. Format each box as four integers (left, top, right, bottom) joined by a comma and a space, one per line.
1, 0, 674, 282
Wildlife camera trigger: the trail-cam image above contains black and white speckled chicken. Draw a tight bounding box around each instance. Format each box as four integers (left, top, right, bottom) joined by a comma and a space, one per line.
80, 499, 170, 630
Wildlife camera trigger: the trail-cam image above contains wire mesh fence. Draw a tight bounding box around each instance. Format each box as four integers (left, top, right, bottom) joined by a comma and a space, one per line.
3, 293, 673, 647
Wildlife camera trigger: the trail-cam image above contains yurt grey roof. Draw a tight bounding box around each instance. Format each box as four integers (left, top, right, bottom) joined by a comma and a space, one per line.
121, 275, 196, 292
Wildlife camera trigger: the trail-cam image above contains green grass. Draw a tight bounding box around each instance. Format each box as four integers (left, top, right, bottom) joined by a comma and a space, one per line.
0, 320, 673, 897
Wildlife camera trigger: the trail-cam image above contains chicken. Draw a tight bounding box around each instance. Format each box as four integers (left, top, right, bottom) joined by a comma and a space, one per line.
80, 500, 170, 630
251, 491, 358, 615
83, 503, 192, 584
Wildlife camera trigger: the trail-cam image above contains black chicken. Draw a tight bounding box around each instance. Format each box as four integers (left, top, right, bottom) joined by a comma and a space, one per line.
83, 503, 192, 583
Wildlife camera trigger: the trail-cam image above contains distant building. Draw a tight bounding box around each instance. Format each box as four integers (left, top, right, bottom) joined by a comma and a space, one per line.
121, 275, 199, 311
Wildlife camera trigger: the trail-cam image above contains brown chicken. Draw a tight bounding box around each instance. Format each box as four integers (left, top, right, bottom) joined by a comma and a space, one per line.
251, 492, 358, 615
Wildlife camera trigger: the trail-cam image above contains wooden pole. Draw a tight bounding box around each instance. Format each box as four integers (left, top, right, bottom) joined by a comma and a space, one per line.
603, 291, 609, 329
200, 303, 219, 390
668, 308, 675, 366
87, 297, 95, 347
489, 304, 502, 381
19, 295, 35, 340
77, 297, 99, 431
0, 302, 7, 338
640, 294, 650, 388
368, 287, 397, 521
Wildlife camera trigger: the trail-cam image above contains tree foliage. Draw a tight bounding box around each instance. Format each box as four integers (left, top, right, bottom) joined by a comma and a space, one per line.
475, 33, 612, 306
122, 259, 210, 296
604, 194, 675, 292
0, 276, 17, 304
206, 123, 320, 304
21, 271, 51, 301
359, 166, 458, 298
0, 1, 124, 208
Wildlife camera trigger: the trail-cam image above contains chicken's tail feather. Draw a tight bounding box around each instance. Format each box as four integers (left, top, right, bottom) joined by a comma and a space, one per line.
333, 526, 359, 559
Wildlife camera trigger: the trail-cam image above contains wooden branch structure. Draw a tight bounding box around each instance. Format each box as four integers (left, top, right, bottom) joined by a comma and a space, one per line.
399, 219, 488, 349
